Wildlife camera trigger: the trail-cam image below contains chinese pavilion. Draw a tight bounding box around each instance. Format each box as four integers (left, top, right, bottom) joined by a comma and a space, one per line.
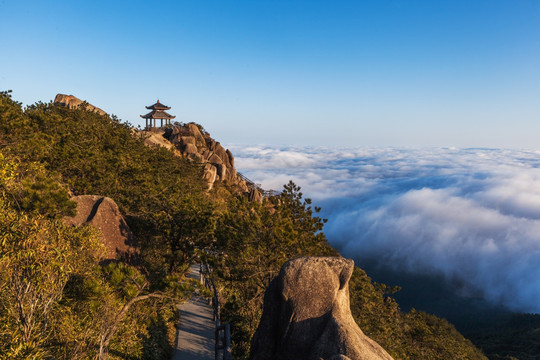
140, 100, 176, 129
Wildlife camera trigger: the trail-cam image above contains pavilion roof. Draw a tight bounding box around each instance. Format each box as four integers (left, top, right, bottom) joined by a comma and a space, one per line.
140, 110, 176, 119
145, 100, 171, 110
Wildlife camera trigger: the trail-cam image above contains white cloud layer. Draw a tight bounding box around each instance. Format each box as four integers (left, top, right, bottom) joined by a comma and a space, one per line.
228, 145, 540, 313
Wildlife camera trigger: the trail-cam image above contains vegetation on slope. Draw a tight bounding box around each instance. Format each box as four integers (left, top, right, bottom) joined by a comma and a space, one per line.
208, 181, 486, 359
0, 91, 490, 359
464, 313, 540, 360
0, 92, 202, 359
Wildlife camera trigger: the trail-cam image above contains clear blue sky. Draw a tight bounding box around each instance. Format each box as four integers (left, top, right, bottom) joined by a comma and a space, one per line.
1, 1, 539, 147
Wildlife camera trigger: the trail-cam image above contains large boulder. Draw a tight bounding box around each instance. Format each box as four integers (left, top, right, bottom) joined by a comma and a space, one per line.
183, 143, 199, 159
142, 130, 179, 155
250, 257, 394, 360
64, 195, 137, 260
203, 163, 218, 189
208, 153, 224, 165
213, 142, 231, 167
248, 188, 263, 203
54, 94, 106, 115
186, 123, 206, 147
226, 149, 235, 168
180, 136, 196, 148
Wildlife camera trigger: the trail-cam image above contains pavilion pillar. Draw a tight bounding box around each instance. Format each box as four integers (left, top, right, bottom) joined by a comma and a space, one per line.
140, 101, 176, 131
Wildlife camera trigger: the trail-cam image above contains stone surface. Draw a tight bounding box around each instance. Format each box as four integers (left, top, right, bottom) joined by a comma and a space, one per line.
183, 143, 199, 158
248, 188, 263, 203
214, 143, 231, 167
64, 195, 137, 260
142, 122, 273, 201
208, 153, 223, 165
203, 163, 218, 190
180, 136, 196, 147
54, 94, 106, 115
250, 257, 394, 360
187, 123, 206, 147
172, 264, 215, 360
161, 123, 259, 198
226, 149, 234, 168
142, 130, 179, 155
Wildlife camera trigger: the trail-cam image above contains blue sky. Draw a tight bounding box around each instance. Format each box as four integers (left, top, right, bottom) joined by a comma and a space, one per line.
1, 1, 539, 147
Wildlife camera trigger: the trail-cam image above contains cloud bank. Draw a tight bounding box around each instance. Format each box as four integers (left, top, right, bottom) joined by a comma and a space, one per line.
228, 145, 540, 313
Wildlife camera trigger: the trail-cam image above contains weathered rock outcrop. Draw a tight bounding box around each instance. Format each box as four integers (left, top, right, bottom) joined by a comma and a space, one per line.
54, 94, 106, 115
140, 128, 180, 155
158, 123, 255, 195
64, 195, 137, 260
53, 92, 265, 199
250, 257, 394, 360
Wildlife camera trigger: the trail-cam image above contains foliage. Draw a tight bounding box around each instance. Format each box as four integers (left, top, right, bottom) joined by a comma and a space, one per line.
213, 181, 487, 360
0, 91, 213, 272
0, 91, 494, 359
211, 181, 334, 357
0, 92, 208, 359
464, 313, 540, 360
349, 266, 486, 359
0, 172, 104, 358
55, 262, 192, 360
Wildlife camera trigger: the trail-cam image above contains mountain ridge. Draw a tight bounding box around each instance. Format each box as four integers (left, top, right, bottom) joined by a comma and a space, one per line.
0, 91, 498, 359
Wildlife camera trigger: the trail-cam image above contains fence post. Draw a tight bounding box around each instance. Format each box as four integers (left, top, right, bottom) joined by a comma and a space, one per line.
224, 323, 231, 360
215, 327, 220, 360
202, 262, 232, 360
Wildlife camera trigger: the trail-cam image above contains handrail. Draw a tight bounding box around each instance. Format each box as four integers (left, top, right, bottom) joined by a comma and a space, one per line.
237, 172, 280, 198
200, 263, 232, 360
237, 172, 264, 193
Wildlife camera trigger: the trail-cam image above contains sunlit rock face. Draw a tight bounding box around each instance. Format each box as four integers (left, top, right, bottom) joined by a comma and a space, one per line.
162, 123, 253, 194
250, 257, 394, 360
141, 129, 180, 155
54, 94, 106, 115
64, 195, 137, 260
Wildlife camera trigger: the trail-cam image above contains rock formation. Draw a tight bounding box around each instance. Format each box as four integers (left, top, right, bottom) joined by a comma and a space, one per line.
52, 92, 265, 199
140, 128, 180, 155
54, 94, 107, 115
142, 123, 262, 197
250, 257, 394, 360
64, 195, 137, 260
162, 123, 246, 190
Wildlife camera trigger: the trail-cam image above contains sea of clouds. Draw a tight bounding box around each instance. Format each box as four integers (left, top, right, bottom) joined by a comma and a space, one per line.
228, 145, 540, 313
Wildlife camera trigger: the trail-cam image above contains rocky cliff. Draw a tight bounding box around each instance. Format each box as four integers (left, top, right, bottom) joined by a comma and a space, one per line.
250, 257, 394, 360
53, 93, 264, 200
143, 124, 264, 201
54, 94, 106, 115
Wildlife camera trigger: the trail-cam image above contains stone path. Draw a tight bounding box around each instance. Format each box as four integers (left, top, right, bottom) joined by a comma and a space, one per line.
172, 264, 215, 360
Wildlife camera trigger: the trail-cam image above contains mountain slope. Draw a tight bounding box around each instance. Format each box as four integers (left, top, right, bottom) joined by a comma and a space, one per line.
0, 91, 489, 359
